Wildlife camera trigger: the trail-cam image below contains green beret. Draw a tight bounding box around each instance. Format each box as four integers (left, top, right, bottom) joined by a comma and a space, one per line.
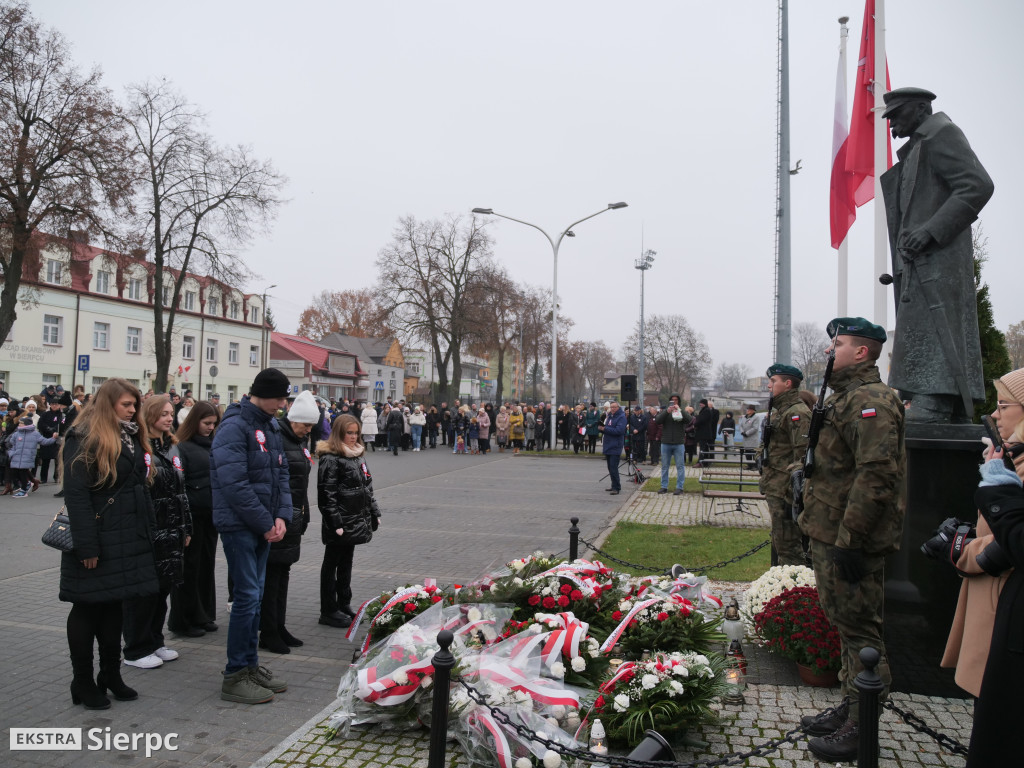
826, 316, 887, 343
766, 363, 803, 380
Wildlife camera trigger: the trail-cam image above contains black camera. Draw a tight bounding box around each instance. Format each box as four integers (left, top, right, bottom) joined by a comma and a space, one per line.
921, 517, 974, 566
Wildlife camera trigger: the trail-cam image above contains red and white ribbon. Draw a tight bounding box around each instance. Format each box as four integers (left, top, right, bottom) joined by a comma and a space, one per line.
532, 612, 588, 666
255, 429, 267, 452
466, 709, 514, 768
144, 452, 151, 478
467, 662, 580, 707
355, 657, 434, 705
599, 660, 638, 692
535, 559, 610, 579
599, 597, 662, 653
346, 586, 422, 648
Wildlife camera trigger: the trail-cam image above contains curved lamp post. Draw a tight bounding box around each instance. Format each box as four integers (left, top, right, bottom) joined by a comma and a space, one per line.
472, 203, 628, 446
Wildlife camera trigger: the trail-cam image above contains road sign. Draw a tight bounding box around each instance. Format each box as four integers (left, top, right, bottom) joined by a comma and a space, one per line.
374, 381, 385, 390
209, 365, 219, 378
77, 355, 90, 372
292, 385, 299, 393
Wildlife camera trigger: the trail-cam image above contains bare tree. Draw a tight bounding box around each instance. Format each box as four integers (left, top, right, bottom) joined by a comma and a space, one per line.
1007, 321, 1024, 371
469, 264, 524, 404
0, 2, 136, 343
792, 321, 829, 383
579, 340, 614, 404
374, 214, 493, 402
622, 314, 712, 398
716, 362, 752, 391
296, 288, 392, 339
126, 80, 286, 392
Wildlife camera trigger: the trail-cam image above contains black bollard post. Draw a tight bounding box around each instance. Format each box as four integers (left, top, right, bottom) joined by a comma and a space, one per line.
427, 629, 456, 768
568, 517, 580, 561
855, 647, 884, 768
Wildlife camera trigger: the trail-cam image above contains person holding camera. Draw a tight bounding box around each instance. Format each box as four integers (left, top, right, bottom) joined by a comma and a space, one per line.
936, 368, 1024, 702
654, 394, 692, 495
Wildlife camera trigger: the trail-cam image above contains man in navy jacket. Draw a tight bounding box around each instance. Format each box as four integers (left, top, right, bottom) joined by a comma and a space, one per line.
599, 400, 627, 495
211, 368, 293, 704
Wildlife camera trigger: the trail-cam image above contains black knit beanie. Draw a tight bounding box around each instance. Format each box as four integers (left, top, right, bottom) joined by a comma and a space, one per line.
250, 368, 290, 398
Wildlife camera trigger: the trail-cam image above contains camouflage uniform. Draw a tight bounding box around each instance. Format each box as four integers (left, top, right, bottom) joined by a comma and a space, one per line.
797, 360, 906, 717
758, 388, 810, 565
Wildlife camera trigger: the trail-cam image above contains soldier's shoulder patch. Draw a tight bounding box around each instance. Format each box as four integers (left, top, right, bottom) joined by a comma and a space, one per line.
861, 408, 877, 418
790, 414, 800, 422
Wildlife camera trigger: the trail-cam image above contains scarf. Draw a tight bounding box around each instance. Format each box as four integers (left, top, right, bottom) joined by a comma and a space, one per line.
119, 420, 138, 456
340, 442, 365, 459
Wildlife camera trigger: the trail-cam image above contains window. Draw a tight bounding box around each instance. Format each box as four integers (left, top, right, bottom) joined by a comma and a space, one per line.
208, 295, 220, 315
126, 327, 142, 354
228, 385, 238, 403
228, 342, 239, 365
41, 373, 59, 387
182, 335, 195, 359
249, 345, 259, 366
95, 270, 111, 294
184, 291, 196, 311
93, 322, 110, 350
250, 305, 260, 324
42, 314, 62, 345
126, 378, 140, 388
91, 376, 107, 393
205, 384, 216, 400
162, 286, 171, 307
205, 338, 218, 362
230, 300, 240, 320
45, 259, 62, 284
128, 277, 143, 301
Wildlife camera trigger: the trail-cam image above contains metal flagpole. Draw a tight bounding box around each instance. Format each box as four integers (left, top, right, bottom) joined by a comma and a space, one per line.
775, 0, 792, 364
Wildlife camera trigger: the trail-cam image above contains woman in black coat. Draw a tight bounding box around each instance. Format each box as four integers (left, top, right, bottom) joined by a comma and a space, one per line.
259, 392, 318, 653
122, 396, 191, 669
168, 401, 221, 636
317, 414, 381, 628
386, 404, 405, 456
60, 379, 158, 709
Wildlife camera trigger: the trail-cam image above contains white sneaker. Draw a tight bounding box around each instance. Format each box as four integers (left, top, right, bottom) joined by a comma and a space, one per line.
125, 654, 163, 669
154, 646, 179, 662
226, 601, 232, 613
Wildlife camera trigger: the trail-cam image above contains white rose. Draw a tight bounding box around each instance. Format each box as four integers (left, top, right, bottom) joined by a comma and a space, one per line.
513, 577, 524, 586
566, 712, 581, 728
548, 704, 566, 719
670, 680, 683, 692
515, 758, 532, 768
551, 662, 565, 677
467, 607, 482, 622
614, 693, 630, 711
420, 675, 433, 688
693, 655, 709, 666
641, 674, 659, 690
672, 665, 689, 677
618, 601, 632, 612
392, 671, 409, 685
571, 656, 587, 672
543, 750, 561, 768
530, 624, 544, 634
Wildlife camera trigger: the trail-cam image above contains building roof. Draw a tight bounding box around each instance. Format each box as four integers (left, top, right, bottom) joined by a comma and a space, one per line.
318, 332, 394, 364
272, 332, 366, 377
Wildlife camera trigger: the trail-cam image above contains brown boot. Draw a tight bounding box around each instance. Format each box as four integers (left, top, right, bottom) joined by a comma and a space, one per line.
1, 482, 11, 496
30, 477, 40, 493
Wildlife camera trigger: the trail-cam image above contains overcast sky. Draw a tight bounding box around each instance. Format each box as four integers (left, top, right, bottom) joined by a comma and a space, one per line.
30, 0, 1021, 381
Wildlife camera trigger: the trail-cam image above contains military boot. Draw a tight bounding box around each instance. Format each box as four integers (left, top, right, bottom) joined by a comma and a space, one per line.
799, 700, 848, 736
807, 718, 859, 762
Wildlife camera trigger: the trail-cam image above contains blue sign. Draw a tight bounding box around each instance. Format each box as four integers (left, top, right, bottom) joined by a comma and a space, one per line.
292, 385, 299, 393
374, 381, 385, 390
77, 355, 90, 372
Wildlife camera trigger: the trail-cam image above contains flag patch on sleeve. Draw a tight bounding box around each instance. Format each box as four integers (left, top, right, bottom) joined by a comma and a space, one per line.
791, 415, 800, 422
861, 408, 877, 418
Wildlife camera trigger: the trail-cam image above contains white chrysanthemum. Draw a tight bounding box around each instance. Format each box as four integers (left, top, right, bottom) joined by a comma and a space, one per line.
530, 624, 544, 634
641, 674, 659, 690
467, 607, 482, 622
618, 601, 632, 612
614, 693, 630, 711
543, 586, 554, 597
566, 712, 581, 728
670, 680, 683, 692
693, 654, 709, 666
547, 704, 566, 720
542, 749, 561, 768
515, 690, 532, 704
512, 577, 524, 586
672, 665, 689, 677
420, 675, 433, 688
515, 757, 532, 768
551, 662, 565, 677
392, 671, 409, 685
571, 656, 587, 672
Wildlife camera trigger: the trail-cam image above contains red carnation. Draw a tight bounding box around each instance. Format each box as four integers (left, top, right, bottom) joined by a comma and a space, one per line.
542, 596, 556, 609
557, 595, 570, 607
560, 584, 572, 595
657, 612, 669, 621
612, 611, 623, 621
404, 602, 417, 613
570, 589, 583, 601
595, 695, 605, 709
431, 595, 443, 603
391, 649, 405, 660
528, 595, 541, 606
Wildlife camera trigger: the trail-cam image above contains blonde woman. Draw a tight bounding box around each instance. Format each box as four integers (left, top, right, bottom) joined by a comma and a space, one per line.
509, 406, 525, 455
60, 379, 158, 709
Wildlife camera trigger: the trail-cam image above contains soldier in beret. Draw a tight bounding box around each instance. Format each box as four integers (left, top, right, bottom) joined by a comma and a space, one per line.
797, 317, 906, 762
758, 363, 810, 566
880, 87, 993, 423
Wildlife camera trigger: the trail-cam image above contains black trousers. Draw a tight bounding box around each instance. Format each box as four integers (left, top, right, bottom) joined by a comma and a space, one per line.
321, 541, 355, 614
122, 586, 170, 660
169, 512, 217, 630
632, 436, 648, 463
261, 562, 292, 637
39, 456, 59, 483
68, 600, 123, 669
587, 435, 598, 453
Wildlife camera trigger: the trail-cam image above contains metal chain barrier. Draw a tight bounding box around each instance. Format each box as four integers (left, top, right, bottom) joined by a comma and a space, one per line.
456, 677, 839, 768
882, 699, 969, 757
577, 535, 771, 575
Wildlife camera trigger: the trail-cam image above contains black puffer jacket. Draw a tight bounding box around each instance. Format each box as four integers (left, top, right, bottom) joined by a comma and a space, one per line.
150, 436, 192, 587
171, 435, 212, 516
59, 429, 159, 603
270, 418, 312, 565
317, 441, 380, 546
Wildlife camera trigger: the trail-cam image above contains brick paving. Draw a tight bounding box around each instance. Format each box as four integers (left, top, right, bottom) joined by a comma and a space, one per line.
0, 452, 972, 767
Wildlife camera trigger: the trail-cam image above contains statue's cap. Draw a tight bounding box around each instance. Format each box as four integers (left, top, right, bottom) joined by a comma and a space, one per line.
826, 317, 887, 343
766, 363, 803, 381
881, 87, 936, 118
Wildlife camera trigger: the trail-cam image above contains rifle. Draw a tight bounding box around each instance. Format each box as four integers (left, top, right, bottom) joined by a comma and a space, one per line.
755, 393, 774, 474
790, 346, 836, 520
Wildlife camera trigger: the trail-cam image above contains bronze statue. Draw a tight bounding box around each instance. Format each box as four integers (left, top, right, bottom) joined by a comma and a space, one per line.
880, 87, 994, 424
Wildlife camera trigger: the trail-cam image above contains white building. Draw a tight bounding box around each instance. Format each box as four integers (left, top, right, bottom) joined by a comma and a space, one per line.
0, 233, 267, 400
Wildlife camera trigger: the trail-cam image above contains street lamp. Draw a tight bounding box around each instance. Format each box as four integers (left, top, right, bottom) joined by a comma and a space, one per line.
472, 203, 628, 446
261, 283, 277, 370
634, 249, 655, 408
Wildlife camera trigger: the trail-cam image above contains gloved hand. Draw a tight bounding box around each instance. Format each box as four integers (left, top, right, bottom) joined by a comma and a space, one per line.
832, 546, 867, 584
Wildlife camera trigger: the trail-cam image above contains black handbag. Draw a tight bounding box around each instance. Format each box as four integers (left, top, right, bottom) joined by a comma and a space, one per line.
41, 510, 74, 552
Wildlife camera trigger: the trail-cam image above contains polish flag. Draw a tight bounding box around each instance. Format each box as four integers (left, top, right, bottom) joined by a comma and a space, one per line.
845, 0, 892, 206
829, 38, 856, 249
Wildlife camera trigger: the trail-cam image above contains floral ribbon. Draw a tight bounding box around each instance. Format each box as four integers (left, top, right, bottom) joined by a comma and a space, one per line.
466, 662, 580, 707
355, 657, 434, 705
346, 586, 423, 650
532, 612, 588, 666
535, 559, 611, 579
599, 660, 638, 692
599, 597, 662, 653
466, 708, 514, 768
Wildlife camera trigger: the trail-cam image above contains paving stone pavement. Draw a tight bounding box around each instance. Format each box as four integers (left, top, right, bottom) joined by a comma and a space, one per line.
1, 451, 973, 767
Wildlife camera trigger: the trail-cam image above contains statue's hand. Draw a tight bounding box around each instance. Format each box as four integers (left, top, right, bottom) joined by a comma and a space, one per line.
902, 228, 935, 254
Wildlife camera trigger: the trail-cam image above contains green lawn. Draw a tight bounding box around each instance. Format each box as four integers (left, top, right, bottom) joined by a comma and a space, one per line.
596, 521, 770, 581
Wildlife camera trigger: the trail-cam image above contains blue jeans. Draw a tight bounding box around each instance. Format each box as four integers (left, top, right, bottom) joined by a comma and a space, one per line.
411, 424, 422, 448
605, 453, 621, 491
221, 529, 270, 674
661, 442, 686, 491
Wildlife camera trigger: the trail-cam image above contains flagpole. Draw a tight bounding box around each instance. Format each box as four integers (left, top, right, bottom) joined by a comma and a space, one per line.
775, 0, 792, 364
837, 16, 850, 316
873, 0, 889, 377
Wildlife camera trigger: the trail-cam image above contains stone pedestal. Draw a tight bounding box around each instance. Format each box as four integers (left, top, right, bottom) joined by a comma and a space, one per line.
884, 423, 984, 698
